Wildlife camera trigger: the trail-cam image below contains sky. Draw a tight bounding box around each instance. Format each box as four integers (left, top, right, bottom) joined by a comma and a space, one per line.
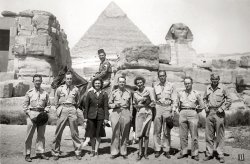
1, 0, 250, 54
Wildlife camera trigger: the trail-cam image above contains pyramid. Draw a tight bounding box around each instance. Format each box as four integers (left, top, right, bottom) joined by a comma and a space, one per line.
71, 2, 153, 62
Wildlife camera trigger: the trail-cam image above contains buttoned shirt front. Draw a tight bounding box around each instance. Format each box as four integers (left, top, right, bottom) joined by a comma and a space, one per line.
23, 88, 50, 112
54, 84, 80, 107
153, 81, 175, 106
176, 89, 205, 110
203, 83, 232, 110
109, 88, 132, 110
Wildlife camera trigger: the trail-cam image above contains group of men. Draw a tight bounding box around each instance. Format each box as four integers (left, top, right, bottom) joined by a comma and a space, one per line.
23, 49, 231, 163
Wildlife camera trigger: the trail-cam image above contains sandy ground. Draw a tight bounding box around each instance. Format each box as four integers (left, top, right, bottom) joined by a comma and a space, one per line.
0, 124, 249, 164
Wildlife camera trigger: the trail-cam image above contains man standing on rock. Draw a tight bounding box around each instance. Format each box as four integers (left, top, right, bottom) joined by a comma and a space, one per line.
23, 74, 50, 162
152, 70, 176, 158
51, 71, 82, 160
94, 49, 112, 89
108, 76, 132, 159
203, 74, 232, 163
174, 76, 205, 161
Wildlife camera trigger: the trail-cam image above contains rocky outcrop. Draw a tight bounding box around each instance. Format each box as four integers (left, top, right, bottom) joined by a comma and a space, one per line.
1, 10, 71, 83
116, 46, 159, 71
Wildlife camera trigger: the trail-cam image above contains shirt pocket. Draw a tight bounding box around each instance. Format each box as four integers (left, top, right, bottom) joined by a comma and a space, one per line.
215, 92, 224, 102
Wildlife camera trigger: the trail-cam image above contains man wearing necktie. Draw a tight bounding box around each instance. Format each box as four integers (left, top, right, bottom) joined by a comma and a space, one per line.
23, 74, 50, 162
51, 71, 82, 160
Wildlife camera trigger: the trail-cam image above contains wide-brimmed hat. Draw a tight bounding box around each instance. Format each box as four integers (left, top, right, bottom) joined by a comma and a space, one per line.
33, 112, 48, 126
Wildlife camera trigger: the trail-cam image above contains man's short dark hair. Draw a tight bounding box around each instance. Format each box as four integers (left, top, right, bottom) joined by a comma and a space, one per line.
158, 70, 166, 76
183, 76, 193, 83
210, 73, 220, 80
65, 71, 73, 76
33, 74, 42, 82
98, 49, 106, 55
92, 78, 104, 89
134, 76, 146, 85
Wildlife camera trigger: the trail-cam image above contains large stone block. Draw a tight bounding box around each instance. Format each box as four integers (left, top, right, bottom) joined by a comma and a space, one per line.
13, 45, 25, 55
212, 69, 236, 84
212, 59, 239, 69
0, 72, 15, 82
113, 69, 158, 87
0, 81, 13, 98
159, 63, 184, 72
10, 80, 30, 97
117, 46, 159, 71
184, 68, 211, 84
1, 11, 17, 17
159, 44, 171, 64
18, 17, 32, 26
25, 45, 45, 54
239, 55, 250, 68
33, 15, 51, 26
27, 35, 49, 46
18, 30, 32, 36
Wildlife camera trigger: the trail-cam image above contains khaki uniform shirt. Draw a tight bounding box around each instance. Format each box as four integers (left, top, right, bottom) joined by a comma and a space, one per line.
153, 81, 176, 106
203, 83, 232, 110
23, 88, 50, 113
95, 59, 112, 81
109, 88, 132, 111
54, 84, 80, 108
175, 89, 205, 110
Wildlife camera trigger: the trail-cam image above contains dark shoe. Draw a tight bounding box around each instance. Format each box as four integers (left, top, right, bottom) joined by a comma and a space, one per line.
136, 154, 143, 161
37, 153, 49, 160
164, 152, 171, 159
110, 154, 119, 159
90, 151, 95, 157
192, 155, 199, 161
122, 155, 128, 159
144, 154, 149, 159
25, 155, 32, 162
203, 156, 213, 161
177, 154, 188, 159
53, 156, 59, 161
155, 151, 160, 158
219, 157, 225, 163
75, 155, 82, 160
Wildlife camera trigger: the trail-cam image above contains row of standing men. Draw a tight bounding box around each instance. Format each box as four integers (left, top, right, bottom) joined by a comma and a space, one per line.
23, 70, 231, 163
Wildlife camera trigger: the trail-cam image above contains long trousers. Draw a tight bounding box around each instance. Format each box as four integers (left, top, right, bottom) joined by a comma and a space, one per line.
153, 104, 172, 152
179, 110, 199, 156
110, 108, 131, 156
205, 110, 225, 158
51, 105, 81, 156
24, 112, 46, 155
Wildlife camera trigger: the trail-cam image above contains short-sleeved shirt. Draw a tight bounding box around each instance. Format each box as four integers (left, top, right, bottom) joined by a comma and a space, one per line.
23, 88, 50, 112
109, 88, 132, 110
153, 81, 175, 105
203, 83, 232, 110
54, 84, 80, 107
176, 89, 205, 109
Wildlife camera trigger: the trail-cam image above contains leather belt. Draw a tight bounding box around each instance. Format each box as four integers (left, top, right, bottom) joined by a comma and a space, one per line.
156, 101, 171, 107
181, 108, 196, 111
61, 103, 75, 107
30, 108, 44, 112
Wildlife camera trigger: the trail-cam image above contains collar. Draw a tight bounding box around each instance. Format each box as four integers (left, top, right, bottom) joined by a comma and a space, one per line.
93, 89, 102, 94
208, 83, 222, 91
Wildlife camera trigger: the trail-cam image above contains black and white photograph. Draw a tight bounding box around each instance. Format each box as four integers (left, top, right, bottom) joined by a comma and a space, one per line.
0, 0, 250, 163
